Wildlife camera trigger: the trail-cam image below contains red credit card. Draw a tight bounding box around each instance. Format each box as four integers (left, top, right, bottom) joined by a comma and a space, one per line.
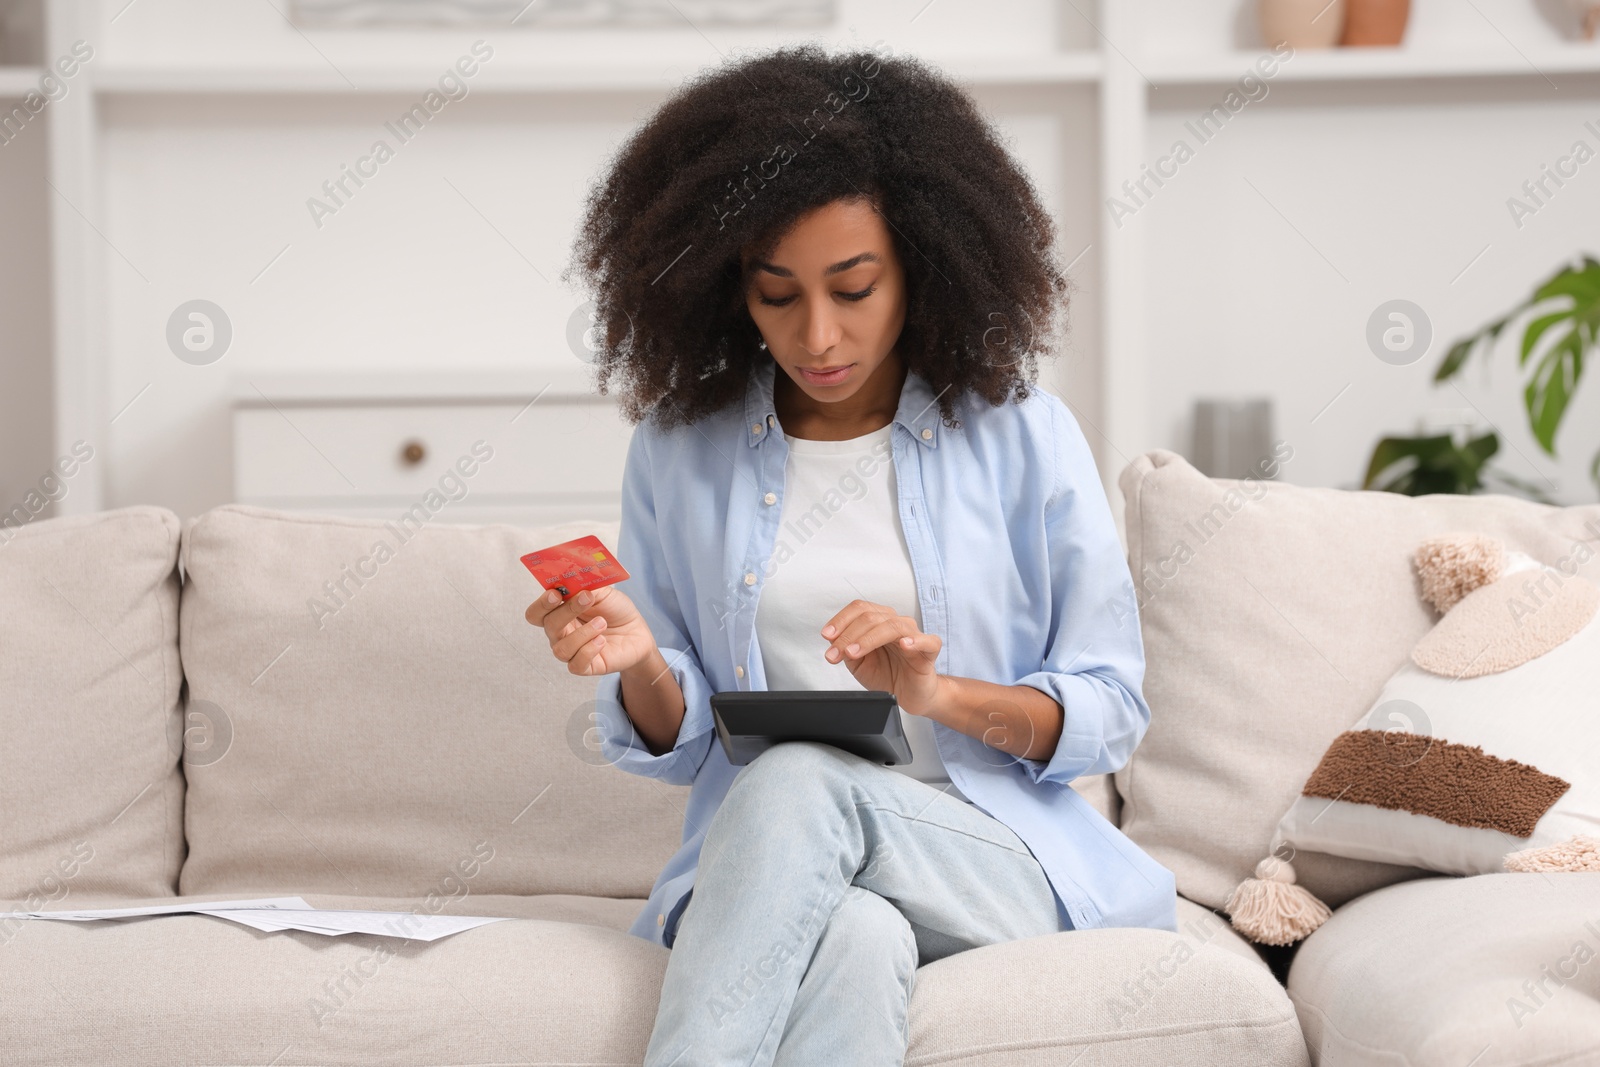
520, 535, 630, 600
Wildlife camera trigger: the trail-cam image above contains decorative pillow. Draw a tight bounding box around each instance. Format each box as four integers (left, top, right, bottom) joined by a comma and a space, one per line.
1227, 531, 1600, 945
177, 505, 687, 900
0, 506, 186, 906
1113, 450, 1600, 919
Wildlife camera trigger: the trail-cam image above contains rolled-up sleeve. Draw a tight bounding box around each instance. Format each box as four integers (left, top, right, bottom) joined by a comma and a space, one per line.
591, 422, 717, 787
1010, 398, 1151, 785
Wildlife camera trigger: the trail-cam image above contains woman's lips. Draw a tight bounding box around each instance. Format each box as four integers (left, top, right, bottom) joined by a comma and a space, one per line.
799, 363, 854, 386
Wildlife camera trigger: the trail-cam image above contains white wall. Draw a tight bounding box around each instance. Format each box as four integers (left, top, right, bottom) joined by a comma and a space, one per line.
0, 101, 53, 509
1140, 79, 1600, 498
0, 0, 53, 515
12, 0, 1600, 519
1128, 0, 1600, 502
88, 0, 1100, 520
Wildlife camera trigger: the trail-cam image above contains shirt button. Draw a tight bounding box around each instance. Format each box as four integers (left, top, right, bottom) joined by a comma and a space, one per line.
764, 492, 776, 505
751, 422, 761, 435
735, 665, 745, 678
767, 414, 776, 427
921, 428, 933, 440
744, 572, 756, 585
657, 913, 665, 926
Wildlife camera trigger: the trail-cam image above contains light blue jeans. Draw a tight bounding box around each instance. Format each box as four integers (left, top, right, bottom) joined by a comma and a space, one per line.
643, 741, 1069, 1067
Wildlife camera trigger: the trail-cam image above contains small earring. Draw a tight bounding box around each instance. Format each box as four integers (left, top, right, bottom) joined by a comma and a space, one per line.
758, 341, 767, 349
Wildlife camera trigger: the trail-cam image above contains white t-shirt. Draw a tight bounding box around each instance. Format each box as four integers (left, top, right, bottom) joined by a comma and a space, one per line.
753, 423, 973, 805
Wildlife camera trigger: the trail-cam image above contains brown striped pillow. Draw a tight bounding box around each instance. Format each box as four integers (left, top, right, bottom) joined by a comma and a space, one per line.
1224, 531, 1600, 945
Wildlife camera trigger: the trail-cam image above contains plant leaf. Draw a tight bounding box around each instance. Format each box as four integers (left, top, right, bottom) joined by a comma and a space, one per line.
1435, 336, 1480, 381
1435, 309, 1522, 382
1524, 330, 1584, 455
1417, 255, 1597, 497
1449, 431, 1498, 493
1362, 432, 1496, 496
1511, 257, 1600, 457
1364, 434, 1446, 489
1532, 257, 1600, 306
1464, 430, 1500, 465
1520, 309, 1572, 368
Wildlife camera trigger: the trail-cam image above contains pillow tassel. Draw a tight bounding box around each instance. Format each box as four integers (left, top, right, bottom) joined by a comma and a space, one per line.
1504, 834, 1600, 872
1223, 855, 1332, 946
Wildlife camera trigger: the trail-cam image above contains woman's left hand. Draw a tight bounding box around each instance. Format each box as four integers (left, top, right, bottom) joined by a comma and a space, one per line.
820, 600, 943, 717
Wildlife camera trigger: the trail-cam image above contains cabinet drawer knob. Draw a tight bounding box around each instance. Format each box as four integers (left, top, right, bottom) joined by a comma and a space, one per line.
401, 440, 427, 466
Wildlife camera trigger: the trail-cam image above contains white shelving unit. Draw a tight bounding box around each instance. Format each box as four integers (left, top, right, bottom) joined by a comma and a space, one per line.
92, 51, 1106, 93
69, 40, 1600, 94
1142, 44, 1600, 83
0, 64, 38, 93
10, 0, 1600, 525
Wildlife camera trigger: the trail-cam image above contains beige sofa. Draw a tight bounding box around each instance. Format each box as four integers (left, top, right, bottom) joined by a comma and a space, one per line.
2, 449, 1594, 1065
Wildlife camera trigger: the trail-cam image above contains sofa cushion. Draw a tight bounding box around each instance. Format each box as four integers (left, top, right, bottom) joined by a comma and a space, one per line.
1072, 772, 1120, 826
907, 895, 1307, 1066
0, 506, 184, 910
1, 893, 1303, 1066
1287, 871, 1600, 1064
0, 904, 667, 1066
1116, 449, 1600, 913
176, 505, 686, 900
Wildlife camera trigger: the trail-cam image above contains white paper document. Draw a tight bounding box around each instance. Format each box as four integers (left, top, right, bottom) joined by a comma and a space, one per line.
193, 908, 512, 940
4, 897, 511, 941
2, 896, 314, 920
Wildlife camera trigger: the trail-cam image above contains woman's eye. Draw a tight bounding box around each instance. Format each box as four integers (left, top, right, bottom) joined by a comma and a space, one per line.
756, 285, 876, 308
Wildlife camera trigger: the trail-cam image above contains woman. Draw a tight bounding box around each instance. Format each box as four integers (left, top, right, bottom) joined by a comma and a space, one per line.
526, 42, 1177, 1067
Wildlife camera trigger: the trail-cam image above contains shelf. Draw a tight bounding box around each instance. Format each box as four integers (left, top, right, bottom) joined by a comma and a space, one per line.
96, 64, 677, 95
0, 66, 42, 97
938, 52, 1103, 86
90, 46, 1600, 96
93, 52, 1103, 95
1142, 44, 1600, 86
232, 368, 614, 405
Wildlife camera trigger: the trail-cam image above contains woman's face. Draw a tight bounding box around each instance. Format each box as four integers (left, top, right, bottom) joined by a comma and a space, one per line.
742, 197, 908, 406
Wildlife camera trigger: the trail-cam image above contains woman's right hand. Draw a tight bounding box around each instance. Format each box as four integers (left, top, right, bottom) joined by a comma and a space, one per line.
525, 584, 657, 677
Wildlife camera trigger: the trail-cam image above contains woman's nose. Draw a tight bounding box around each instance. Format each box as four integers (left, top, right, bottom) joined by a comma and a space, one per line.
799, 299, 842, 356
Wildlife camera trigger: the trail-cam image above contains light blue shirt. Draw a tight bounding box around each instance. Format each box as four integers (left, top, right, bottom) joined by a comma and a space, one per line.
593, 356, 1178, 948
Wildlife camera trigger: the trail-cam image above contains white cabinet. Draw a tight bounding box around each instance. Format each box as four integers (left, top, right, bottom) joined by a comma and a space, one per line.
232, 371, 634, 526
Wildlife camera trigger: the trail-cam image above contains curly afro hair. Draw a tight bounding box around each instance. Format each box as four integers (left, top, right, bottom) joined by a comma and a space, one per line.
562, 41, 1075, 432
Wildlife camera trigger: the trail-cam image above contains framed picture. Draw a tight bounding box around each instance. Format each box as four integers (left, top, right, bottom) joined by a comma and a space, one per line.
290, 0, 836, 27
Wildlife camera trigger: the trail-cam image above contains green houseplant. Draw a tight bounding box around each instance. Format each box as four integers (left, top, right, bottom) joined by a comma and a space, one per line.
1364, 254, 1599, 499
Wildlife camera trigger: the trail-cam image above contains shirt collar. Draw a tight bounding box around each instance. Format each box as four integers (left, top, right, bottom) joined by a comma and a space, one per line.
742, 355, 944, 449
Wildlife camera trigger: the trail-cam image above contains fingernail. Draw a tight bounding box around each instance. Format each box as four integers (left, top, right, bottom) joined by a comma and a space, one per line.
847, 643, 860, 655
547, 590, 559, 603
822, 625, 835, 637
578, 590, 591, 604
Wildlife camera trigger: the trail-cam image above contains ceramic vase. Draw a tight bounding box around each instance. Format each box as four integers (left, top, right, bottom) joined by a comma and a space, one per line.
1259, 0, 1346, 49
1341, 0, 1411, 46
1564, 0, 1600, 39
